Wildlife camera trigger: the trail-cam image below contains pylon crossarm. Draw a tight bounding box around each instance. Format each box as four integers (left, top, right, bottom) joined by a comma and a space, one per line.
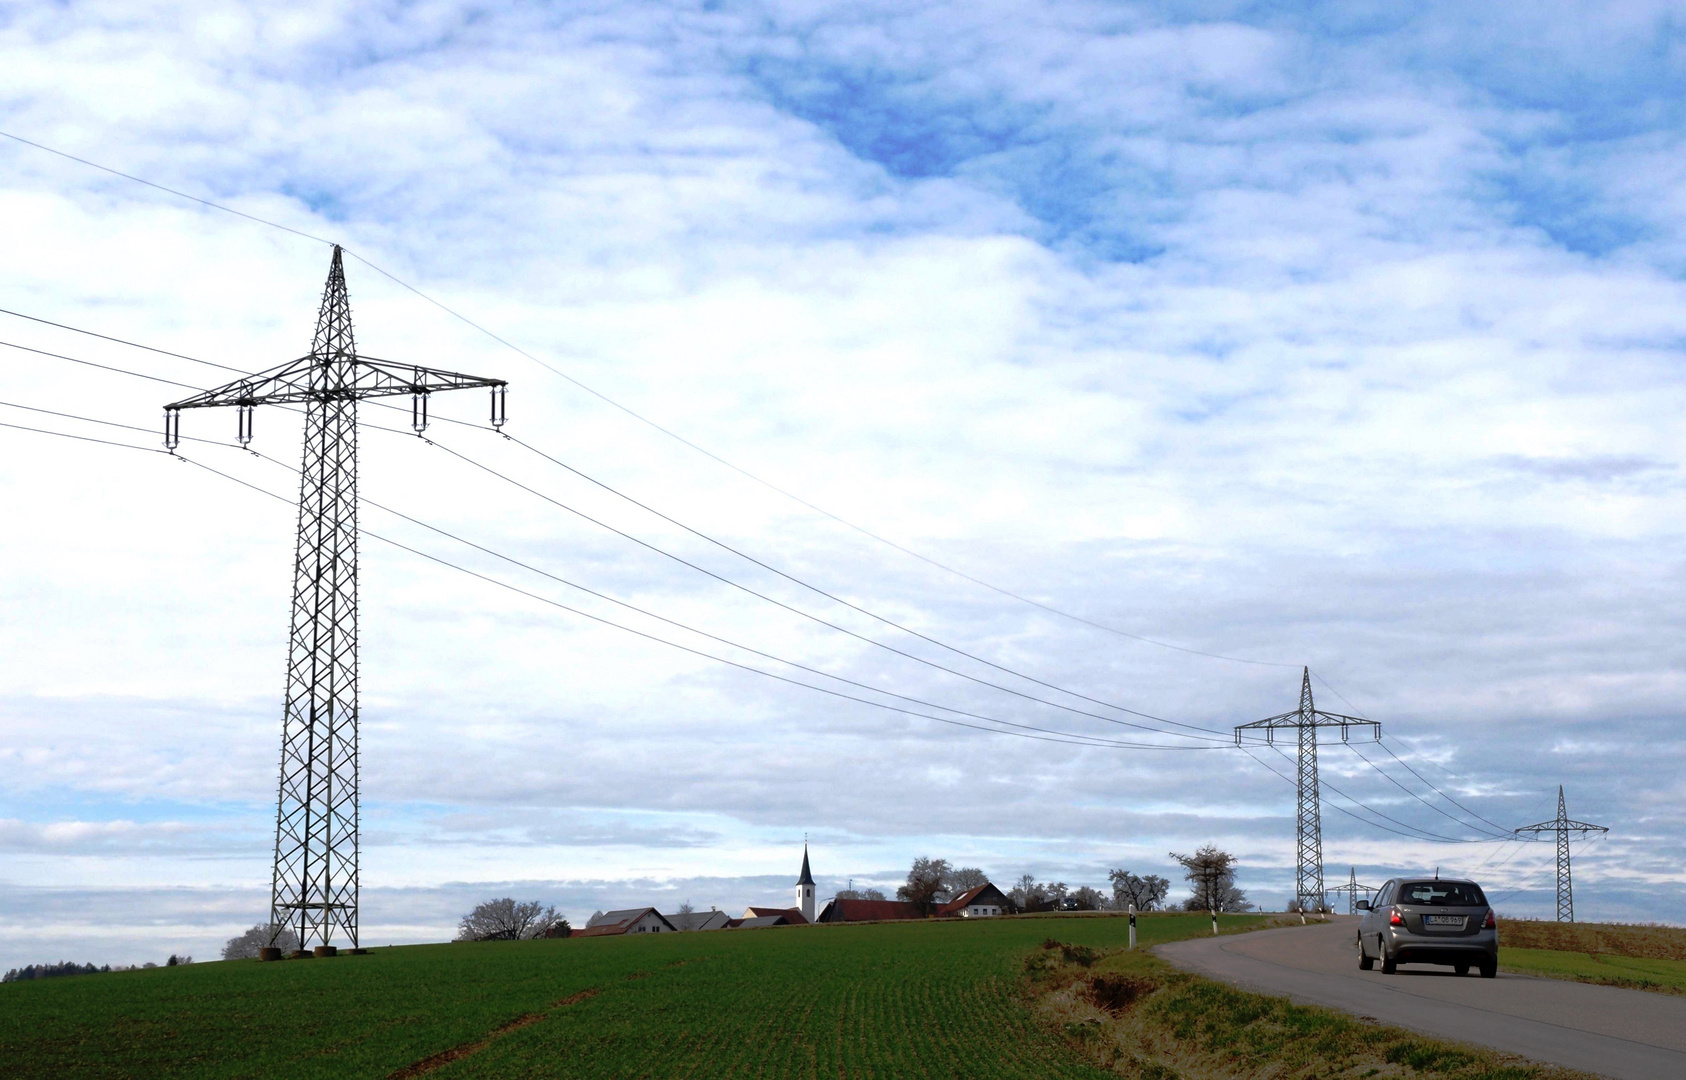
1234, 713, 1380, 745
1516, 823, 1607, 836
166, 356, 505, 410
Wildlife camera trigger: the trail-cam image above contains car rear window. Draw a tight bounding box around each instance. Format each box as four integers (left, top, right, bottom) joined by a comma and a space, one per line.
1398, 881, 1486, 906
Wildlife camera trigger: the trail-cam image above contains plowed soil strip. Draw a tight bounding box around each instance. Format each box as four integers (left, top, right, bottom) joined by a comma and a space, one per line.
387, 988, 600, 1078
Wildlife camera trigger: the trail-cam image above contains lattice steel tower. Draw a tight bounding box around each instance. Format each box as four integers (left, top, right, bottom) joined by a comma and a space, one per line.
165, 247, 507, 951
1235, 668, 1379, 914
1515, 786, 1607, 923
1328, 866, 1375, 915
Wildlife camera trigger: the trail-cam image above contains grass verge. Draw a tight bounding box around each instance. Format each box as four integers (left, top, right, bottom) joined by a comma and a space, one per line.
1026, 935, 1599, 1080
1500, 946, 1686, 996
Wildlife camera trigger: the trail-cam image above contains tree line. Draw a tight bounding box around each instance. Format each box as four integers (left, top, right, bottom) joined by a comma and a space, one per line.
888, 845, 1251, 915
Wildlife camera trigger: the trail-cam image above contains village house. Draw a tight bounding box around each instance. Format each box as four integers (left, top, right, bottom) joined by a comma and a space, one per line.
666, 909, 731, 931
936, 882, 1010, 918
575, 908, 677, 937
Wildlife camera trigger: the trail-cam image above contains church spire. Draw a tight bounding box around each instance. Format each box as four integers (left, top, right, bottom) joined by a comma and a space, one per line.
796, 841, 815, 886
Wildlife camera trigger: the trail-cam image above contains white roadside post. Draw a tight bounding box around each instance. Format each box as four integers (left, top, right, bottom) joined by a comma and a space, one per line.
1211, 906, 1219, 936
1128, 903, 1137, 950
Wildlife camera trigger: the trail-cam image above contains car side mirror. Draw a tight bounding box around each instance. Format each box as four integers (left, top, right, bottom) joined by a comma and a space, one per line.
1355, 900, 1370, 911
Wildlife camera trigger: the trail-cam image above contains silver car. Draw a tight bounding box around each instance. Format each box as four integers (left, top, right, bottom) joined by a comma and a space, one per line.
1356, 876, 1498, 977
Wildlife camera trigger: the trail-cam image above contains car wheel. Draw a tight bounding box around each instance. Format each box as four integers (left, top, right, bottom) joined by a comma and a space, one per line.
1479, 960, 1497, 979
1454, 963, 1469, 976
1381, 956, 1397, 975
1358, 940, 1374, 971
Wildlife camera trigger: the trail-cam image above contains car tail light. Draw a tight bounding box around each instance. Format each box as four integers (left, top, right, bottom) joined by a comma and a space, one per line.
1483, 909, 1496, 929
1389, 907, 1404, 926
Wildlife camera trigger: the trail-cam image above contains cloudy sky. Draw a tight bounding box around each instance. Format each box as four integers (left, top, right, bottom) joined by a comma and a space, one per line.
2, 0, 1684, 968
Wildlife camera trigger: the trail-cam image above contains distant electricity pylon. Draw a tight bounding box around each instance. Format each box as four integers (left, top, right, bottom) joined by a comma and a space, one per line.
1235, 668, 1379, 915
1327, 865, 1375, 915
164, 247, 506, 952
1514, 786, 1607, 923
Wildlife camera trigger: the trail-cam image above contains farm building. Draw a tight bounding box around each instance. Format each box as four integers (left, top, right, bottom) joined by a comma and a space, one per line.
742, 906, 808, 925
814, 897, 923, 923
575, 908, 677, 937
936, 883, 1010, 918
667, 910, 732, 931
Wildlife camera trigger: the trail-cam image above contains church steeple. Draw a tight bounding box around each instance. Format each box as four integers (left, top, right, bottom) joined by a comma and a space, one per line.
795, 840, 816, 921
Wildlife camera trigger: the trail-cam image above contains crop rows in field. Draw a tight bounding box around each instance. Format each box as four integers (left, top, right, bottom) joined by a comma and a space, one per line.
0, 912, 1262, 1079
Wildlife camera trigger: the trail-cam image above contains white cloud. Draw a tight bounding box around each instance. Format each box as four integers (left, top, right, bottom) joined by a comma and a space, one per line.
0, 0, 1682, 967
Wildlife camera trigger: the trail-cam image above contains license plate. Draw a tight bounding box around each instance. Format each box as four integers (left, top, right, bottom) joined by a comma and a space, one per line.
1425, 915, 1463, 926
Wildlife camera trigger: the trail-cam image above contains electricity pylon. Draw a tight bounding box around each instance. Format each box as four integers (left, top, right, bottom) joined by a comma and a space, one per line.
164, 246, 507, 952
1515, 786, 1607, 923
1328, 865, 1374, 915
1235, 668, 1380, 915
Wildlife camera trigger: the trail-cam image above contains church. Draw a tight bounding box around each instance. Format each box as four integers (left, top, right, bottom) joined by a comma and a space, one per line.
797, 845, 1010, 923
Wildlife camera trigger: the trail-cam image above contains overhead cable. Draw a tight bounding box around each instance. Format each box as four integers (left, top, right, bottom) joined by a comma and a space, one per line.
4, 319, 1228, 745
177, 449, 1216, 752
0, 129, 1294, 668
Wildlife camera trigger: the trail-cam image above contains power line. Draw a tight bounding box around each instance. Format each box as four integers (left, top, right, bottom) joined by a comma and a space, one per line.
0, 337, 201, 390
176, 449, 1217, 752
0, 130, 337, 248
0, 417, 167, 454
0, 306, 249, 376
0, 391, 1196, 752
497, 431, 1231, 740
1310, 669, 1517, 836
1267, 746, 1497, 844
410, 431, 1227, 743
4, 317, 1228, 745
1343, 742, 1513, 840
0, 399, 240, 448
1239, 745, 1494, 845
230, 442, 1206, 749
0, 129, 1294, 668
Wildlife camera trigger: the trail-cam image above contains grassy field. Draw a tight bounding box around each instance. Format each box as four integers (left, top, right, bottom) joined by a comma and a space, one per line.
0, 913, 1262, 1080
1497, 918, 1686, 995
1498, 918, 1686, 960
1, 912, 1600, 1080
1500, 947, 1686, 995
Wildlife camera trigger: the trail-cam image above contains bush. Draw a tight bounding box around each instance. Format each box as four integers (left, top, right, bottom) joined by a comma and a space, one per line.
223, 924, 301, 961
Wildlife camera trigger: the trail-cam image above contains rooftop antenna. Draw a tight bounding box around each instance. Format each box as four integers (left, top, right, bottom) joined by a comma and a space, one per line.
164, 247, 507, 954
1515, 786, 1608, 923
1235, 667, 1380, 918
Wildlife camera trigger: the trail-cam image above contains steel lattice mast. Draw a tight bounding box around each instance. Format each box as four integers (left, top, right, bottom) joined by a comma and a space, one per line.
1515, 786, 1607, 923
1235, 668, 1380, 914
1327, 865, 1374, 915
165, 247, 507, 952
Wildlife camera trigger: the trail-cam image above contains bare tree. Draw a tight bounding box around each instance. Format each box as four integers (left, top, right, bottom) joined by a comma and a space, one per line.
677, 900, 694, 916
895, 857, 952, 914
456, 898, 567, 941
949, 866, 989, 892
223, 923, 300, 960
1170, 846, 1253, 913
835, 886, 888, 901
1108, 869, 1171, 911
1069, 886, 1106, 911
1009, 873, 1047, 913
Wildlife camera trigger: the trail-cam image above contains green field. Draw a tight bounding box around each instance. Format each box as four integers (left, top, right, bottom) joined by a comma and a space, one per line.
0, 913, 1263, 1080
1500, 946, 1686, 995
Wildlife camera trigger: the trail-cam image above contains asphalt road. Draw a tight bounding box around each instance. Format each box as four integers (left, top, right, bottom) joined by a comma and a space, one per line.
1156, 918, 1686, 1080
